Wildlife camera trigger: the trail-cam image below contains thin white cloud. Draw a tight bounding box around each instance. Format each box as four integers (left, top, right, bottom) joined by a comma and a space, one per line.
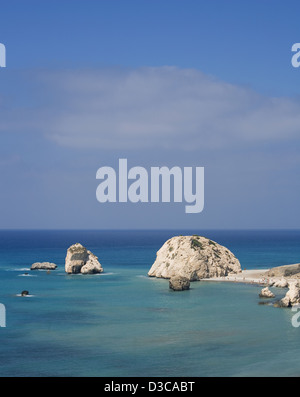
1, 66, 300, 150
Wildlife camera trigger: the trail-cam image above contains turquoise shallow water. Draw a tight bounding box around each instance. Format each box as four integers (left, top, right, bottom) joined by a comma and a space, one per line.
1, 230, 300, 377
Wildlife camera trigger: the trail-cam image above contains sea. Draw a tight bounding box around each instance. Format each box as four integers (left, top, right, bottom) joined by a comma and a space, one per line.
0, 229, 300, 377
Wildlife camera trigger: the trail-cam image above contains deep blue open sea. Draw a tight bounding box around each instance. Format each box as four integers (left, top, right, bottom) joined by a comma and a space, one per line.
1, 229, 300, 377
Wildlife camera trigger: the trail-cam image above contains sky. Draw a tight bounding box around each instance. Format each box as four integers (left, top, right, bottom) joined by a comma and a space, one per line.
1, 0, 300, 229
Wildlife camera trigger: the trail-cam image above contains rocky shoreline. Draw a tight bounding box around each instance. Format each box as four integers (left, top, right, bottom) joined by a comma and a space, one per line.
201, 265, 300, 307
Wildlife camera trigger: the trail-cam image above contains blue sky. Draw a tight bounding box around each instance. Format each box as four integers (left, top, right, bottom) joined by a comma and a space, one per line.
1, 0, 300, 95
1, 0, 300, 229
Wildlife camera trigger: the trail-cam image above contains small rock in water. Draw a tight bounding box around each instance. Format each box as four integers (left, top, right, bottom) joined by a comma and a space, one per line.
31, 262, 57, 271
21, 290, 29, 296
169, 276, 190, 291
258, 301, 271, 305
259, 287, 275, 298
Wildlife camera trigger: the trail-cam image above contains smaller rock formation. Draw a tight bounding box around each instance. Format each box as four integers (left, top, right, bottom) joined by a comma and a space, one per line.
65, 243, 103, 274
277, 281, 300, 307
21, 290, 29, 296
259, 287, 275, 298
31, 262, 57, 271
169, 276, 190, 291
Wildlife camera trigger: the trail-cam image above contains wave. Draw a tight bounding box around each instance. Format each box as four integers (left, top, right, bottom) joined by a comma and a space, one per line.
100, 272, 117, 276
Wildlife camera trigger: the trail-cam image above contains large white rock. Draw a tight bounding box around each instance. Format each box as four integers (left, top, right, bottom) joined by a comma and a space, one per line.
148, 235, 241, 280
65, 243, 103, 274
